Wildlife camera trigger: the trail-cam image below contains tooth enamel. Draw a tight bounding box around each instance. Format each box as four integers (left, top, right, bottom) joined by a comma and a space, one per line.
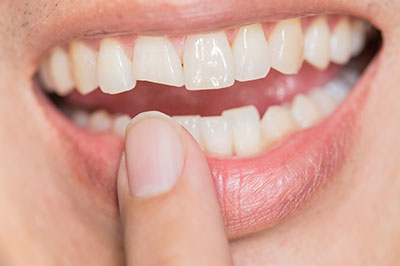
97, 38, 136, 94
112, 114, 131, 138
268, 18, 304, 75
200, 116, 233, 155
261, 105, 297, 146
70, 41, 99, 95
309, 88, 339, 116
324, 79, 351, 102
232, 23, 271, 82
222, 105, 262, 156
133, 36, 184, 87
39, 56, 54, 92
183, 32, 235, 90
291, 94, 323, 128
70, 109, 90, 128
173, 116, 204, 148
351, 20, 368, 57
304, 16, 331, 70
88, 110, 113, 132
330, 18, 352, 64
49, 47, 74, 96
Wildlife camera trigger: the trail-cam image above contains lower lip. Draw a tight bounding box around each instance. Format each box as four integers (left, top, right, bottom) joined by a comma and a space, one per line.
36, 57, 377, 239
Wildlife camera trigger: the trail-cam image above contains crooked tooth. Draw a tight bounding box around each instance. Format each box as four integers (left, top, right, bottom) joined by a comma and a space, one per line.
261, 105, 297, 146
330, 18, 352, 64
222, 105, 262, 156
70, 41, 98, 95
97, 38, 136, 94
88, 110, 113, 132
49, 47, 74, 96
133, 36, 184, 87
291, 94, 323, 128
304, 16, 331, 70
232, 23, 271, 82
309, 88, 339, 116
269, 18, 304, 74
183, 32, 234, 90
200, 116, 233, 155
112, 114, 131, 138
39, 56, 54, 92
173, 116, 204, 148
351, 20, 368, 57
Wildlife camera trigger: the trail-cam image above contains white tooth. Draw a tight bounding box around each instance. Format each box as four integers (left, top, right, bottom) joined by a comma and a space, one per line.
70, 41, 98, 95
268, 18, 304, 74
97, 38, 136, 94
309, 88, 339, 116
112, 114, 131, 138
222, 105, 262, 156
330, 18, 352, 64
261, 105, 297, 146
70, 109, 90, 128
351, 20, 368, 57
232, 23, 271, 82
183, 32, 235, 90
49, 47, 74, 96
291, 94, 323, 128
39, 56, 54, 92
304, 16, 331, 70
341, 69, 359, 86
173, 116, 203, 148
200, 116, 233, 155
324, 79, 351, 102
88, 110, 112, 132
133, 36, 184, 87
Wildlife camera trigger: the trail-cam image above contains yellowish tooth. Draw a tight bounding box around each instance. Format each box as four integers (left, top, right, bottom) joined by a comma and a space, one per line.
351, 20, 368, 57
49, 47, 74, 96
291, 94, 323, 128
133, 36, 184, 87
232, 23, 271, 82
112, 114, 131, 138
304, 16, 331, 70
309, 88, 339, 117
70, 41, 98, 95
330, 18, 352, 64
183, 32, 235, 90
200, 116, 233, 155
268, 18, 304, 74
88, 110, 113, 132
97, 38, 136, 94
173, 116, 204, 149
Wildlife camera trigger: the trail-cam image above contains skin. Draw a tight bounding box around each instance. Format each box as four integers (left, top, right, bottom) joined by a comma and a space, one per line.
0, 0, 400, 265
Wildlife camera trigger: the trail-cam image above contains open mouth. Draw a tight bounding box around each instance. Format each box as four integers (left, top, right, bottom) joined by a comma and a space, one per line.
35, 14, 380, 238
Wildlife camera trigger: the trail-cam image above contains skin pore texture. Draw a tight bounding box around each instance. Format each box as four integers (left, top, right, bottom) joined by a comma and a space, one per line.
0, 0, 400, 265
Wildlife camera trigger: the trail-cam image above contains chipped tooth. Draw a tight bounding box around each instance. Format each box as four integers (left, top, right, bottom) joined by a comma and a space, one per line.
173, 116, 204, 148
351, 20, 368, 57
49, 47, 74, 96
88, 110, 113, 132
324, 79, 351, 102
200, 116, 233, 155
330, 18, 352, 64
304, 16, 331, 70
183, 32, 235, 90
291, 94, 323, 128
133, 36, 184, 87
232, 23, 271, 82
269, 18, 304, 75
112, 114, 131, 138
97, 38, 136, 94
222, 105, 262, 156
39, 56, 54, 92
70, 41, 98, 95
309, 88, 339, 116
261, 105, 297, 146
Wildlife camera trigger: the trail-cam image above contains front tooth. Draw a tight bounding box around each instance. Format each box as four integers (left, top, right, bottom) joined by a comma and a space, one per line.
173, 116, 203, 148
330, 18, 352, 64
133, 36, 184, 87
97, 38, 136, 94
88, 110, 112, 132
304, 16, 331, 70
112, 114, 131, 138
222, 105, 262, 156
261, 105, 297, 146
268, 18, 304, 74
200, 116, 233, 155
49, 47, 74, 96
309, 88, 339, 116
291, 94, 323, 128
70, 41, 99, 95
232, 23, 271, 82
183, 32, 235, 90
351, 20, 368, 57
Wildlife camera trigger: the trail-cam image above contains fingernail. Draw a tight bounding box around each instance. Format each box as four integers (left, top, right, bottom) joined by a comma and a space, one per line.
125, 112, 184, 197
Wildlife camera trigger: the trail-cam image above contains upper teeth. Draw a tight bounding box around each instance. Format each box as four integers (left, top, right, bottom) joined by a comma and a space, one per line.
39, 16, 368, 96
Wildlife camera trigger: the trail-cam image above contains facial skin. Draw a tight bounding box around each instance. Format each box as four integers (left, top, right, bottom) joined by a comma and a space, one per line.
0, 0, 400, 265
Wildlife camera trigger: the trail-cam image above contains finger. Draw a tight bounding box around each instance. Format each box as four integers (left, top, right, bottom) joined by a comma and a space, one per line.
117, 112, 232, 266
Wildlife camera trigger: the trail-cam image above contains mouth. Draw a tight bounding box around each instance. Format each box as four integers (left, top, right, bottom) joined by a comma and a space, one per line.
35, 10, 380, 239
